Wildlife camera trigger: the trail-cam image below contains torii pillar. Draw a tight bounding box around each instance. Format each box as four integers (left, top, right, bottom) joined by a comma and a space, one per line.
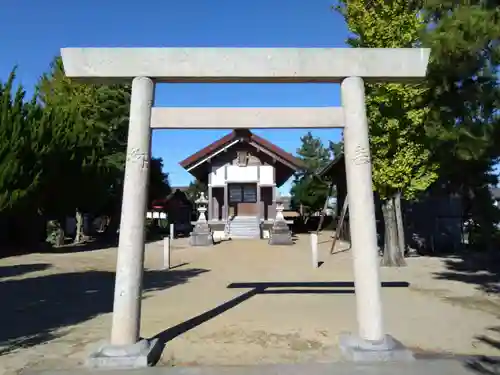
61, 47, 430, 367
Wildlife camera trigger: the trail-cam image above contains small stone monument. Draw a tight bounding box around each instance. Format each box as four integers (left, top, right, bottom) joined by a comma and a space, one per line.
269, 192, 293, 245
189, 192, 213, 246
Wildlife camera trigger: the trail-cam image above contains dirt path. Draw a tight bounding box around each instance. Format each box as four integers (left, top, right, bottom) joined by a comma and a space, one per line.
0, 234, 499, 374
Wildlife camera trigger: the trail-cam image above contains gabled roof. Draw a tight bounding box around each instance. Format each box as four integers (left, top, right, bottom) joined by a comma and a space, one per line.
151, 189, 191, 209
179, 129, 304, 170
317, 154, 345, 178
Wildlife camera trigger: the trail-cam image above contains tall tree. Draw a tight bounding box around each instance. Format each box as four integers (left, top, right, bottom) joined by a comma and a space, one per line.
291, 132, 331, 220
329, 140, 344, 160
0, 69, 76, 247
0, 70, 40, 212
420, 2, 500, 250
0, 59, 173, 248
336, 0, 439, 266
37, 57, 171, 242
185, 179, 207, 203
149, 158, 171, 203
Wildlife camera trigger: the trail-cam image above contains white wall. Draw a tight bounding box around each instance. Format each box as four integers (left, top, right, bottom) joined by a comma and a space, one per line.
211, 165, 226, 186
210, 164, 275, 186
260, 165, 274, 185
227, 165, 258, 182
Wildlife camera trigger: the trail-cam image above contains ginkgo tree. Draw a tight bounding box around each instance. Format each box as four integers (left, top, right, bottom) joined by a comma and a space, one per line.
336, 0, 438, 266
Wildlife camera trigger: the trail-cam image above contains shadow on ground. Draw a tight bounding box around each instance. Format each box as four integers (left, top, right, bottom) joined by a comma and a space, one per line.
0, 263, 52, 278
0, 266, 208, 355
431, 250, 500, 374
40, 230, 173, 254
152, 281, 409, 353
432, 251, 500, 295
463, 326, 500, 375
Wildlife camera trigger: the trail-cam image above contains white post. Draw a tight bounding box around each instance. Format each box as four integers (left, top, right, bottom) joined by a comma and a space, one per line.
170, 223, 175, 239
163, 236, 171, 270
110, 77, 155, 346
341, 76, 383, 343
310, 233, 318, 268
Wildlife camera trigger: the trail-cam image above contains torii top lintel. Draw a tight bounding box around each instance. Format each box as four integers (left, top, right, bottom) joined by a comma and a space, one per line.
60, 47, 430, 84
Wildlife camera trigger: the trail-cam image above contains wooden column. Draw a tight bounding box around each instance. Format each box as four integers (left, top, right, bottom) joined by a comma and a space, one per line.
256, 165, 261, 224
224, 165, 228, 220
223, 185, 228, 219
208, 185, 213, 220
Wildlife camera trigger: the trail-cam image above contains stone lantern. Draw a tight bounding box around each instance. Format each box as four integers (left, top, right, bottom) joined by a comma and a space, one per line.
269, 191, 293, 245
189, 192, 213, 246
275, 192, 285, 222
195, 192, 209, 222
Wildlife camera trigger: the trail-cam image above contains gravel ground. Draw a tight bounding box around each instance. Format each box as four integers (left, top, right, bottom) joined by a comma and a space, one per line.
0, 233, 499, 374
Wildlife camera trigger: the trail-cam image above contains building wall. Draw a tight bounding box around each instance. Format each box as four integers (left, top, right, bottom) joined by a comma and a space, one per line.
261, 186, 275, 220
203, 143, 296, 221
208, 144, 277, 187
211, 165, 274, 186
335, 184, 464, 252
210, 186, 276, 221
212, 188, 224, 221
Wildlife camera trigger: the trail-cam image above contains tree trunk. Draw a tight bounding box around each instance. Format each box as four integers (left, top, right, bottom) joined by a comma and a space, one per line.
381, 196, 406, 267
394, 191, 407, 256
74, 209, 84, 244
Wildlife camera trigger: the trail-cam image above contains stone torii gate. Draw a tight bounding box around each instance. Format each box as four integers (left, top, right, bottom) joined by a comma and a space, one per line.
61, 47, 429, 367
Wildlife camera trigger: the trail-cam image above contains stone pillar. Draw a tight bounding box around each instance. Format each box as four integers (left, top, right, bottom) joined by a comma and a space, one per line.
340, 77, 411, 361
110, 76, 155, 346
87, 77, 159, 369
342, 76, 383, 341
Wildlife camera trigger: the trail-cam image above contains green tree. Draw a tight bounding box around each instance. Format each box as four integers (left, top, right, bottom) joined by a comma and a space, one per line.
149, 158, 171, 204
0, 70, 40, 212
329, 140, 344, 160
420, 2, 500, 250
336, 0, 439, 266
36, 57, 171, 242
291, 132, 331, 221
36, 57, 125, 242
0, 59, 172, 249
186, 179, 207, 203
0, 69, 74, 247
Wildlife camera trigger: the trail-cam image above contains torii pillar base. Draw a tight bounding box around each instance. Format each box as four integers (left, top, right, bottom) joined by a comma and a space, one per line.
86, 338, 162, 369
339, 333, 414, 362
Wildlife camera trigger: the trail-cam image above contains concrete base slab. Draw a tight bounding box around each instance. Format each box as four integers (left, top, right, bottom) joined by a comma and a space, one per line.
339, 333, 414, 362
86, 338, 162, 369
28, 358, 491, 375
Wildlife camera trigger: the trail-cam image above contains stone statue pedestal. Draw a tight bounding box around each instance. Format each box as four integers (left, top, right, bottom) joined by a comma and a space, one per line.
268, 219, 293, 245
189, 221, 213, 247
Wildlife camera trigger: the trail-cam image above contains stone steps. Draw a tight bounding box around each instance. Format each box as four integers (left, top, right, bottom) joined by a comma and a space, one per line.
228, 216, 260, 239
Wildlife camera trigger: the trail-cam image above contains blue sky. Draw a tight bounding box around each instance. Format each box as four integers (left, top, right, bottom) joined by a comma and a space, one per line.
0, 0, 346, 194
